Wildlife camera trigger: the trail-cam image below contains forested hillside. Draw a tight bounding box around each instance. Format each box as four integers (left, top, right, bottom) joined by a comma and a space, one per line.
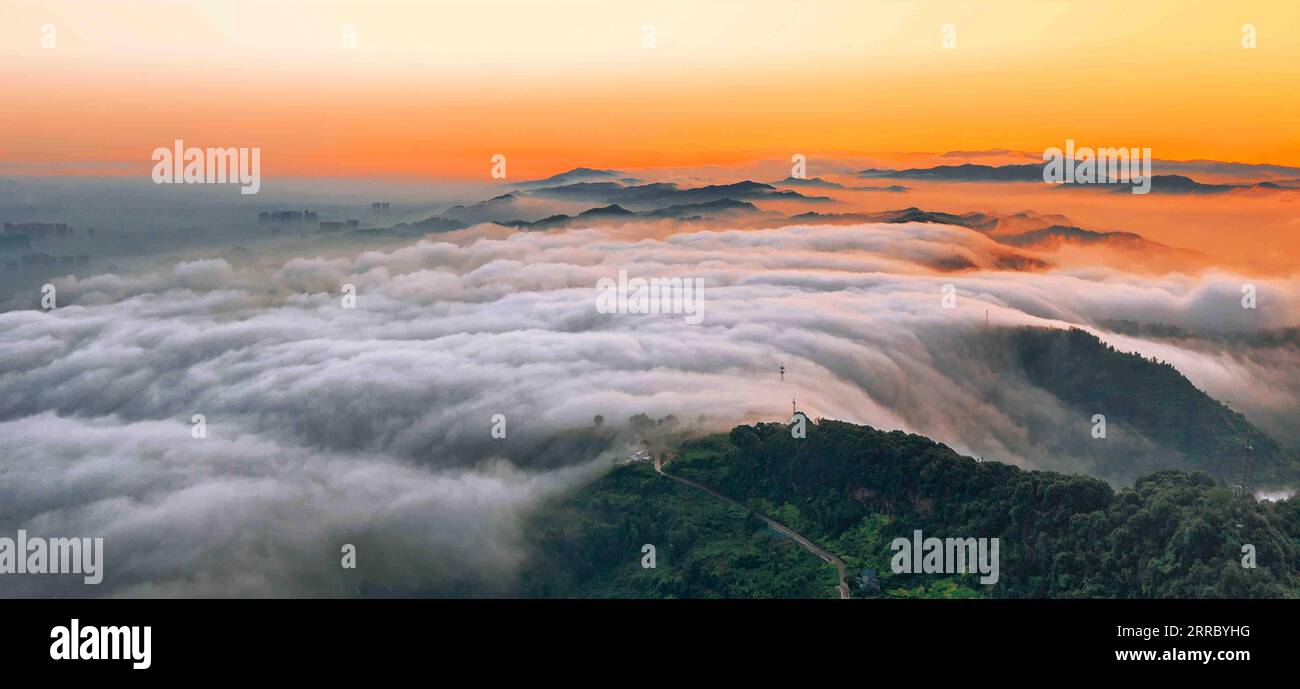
520, 461, 839, 598
523, 419, 1300, 598
1007, 327, 1297, 485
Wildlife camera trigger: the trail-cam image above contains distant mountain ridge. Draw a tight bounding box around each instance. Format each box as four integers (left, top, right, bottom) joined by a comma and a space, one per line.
527, 179, 833, 206
773, 176, 909, 192
860, 163, 1045, 182
782, 206, 999, 232
503, 198, 765, 230
860, 163, 1300, 194
997, 225, 1150, 248
510, 167, 638, 189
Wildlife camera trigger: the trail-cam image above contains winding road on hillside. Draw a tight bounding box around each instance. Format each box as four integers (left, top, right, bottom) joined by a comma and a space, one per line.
654, 456, 850, 599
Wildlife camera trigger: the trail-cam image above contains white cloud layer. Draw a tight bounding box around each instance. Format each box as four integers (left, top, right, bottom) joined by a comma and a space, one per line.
2, 221, 1297, 595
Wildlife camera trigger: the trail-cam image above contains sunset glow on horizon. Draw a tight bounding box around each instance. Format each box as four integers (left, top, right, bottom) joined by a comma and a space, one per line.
3, 0, 1299, 177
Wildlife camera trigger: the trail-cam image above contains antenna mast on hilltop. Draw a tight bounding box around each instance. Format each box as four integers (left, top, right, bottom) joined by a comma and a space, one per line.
779, 364, 785, 382
1241, 436, 1254, 500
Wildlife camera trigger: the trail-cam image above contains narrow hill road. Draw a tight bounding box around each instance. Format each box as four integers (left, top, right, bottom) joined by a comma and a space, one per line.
654, 456, 850, 599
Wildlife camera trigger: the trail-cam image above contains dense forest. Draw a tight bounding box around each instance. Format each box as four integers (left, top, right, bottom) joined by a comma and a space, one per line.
522, 419, 1300, 598
520, 326, 1300, 598
520, 461, 839, 598
1006, 327, 1298, 485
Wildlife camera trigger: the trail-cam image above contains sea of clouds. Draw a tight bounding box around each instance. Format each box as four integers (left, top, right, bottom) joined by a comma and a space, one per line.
2, 220, 1297, 595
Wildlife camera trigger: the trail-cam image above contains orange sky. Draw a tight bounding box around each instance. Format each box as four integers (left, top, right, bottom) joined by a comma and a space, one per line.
2, 0, 1299, 177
